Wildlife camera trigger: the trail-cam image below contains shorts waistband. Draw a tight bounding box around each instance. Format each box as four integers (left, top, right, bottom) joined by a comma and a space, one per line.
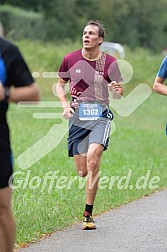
71, 97, 108, 106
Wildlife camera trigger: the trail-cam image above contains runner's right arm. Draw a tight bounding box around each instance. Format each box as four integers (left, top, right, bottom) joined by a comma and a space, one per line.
56, 78, 74, 119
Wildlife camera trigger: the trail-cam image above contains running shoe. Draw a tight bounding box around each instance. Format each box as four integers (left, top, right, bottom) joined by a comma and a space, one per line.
82, 215, 96, 230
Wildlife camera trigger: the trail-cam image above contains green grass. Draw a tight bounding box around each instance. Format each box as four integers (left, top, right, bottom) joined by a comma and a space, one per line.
7, 40, 167, 246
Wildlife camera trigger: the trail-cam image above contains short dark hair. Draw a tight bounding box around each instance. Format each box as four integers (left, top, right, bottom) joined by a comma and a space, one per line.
86, 20, 106, 39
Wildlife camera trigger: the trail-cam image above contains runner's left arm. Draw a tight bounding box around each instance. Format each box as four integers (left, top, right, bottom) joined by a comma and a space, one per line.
108, 81, 123, 99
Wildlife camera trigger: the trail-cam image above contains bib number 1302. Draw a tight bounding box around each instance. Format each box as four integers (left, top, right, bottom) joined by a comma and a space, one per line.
79, 103, 102, 120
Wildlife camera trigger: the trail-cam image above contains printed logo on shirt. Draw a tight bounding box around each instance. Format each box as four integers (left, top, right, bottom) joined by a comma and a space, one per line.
76, 69, 81, 73
95, 70, 104, 76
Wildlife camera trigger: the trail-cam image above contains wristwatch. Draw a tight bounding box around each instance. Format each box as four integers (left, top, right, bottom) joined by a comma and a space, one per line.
4, 87, 10, 102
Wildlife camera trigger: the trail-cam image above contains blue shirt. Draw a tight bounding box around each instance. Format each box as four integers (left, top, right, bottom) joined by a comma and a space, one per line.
157, 56, 167, 79
0, 53, 7, 85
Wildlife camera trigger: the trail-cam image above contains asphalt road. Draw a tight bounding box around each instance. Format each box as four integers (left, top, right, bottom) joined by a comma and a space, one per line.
19, 189, 167, 252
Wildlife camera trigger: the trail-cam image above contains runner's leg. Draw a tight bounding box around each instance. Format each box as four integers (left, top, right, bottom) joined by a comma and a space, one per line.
0, 187, 16, 252
86, 143, 104, 205
74, 155, 87, 177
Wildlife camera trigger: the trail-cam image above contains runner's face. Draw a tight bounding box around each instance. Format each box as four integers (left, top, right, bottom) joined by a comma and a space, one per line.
82, 25, 103, 49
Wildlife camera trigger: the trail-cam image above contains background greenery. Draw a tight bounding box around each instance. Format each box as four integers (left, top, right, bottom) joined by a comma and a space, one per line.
0, 5, 45, 40
0, 0, 167, 51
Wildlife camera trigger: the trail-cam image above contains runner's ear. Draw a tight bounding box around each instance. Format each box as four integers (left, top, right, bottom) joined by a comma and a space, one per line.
99, 37, 103, 46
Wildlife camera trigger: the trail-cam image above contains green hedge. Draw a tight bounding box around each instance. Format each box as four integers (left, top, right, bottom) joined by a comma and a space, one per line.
0, 4, 45, 40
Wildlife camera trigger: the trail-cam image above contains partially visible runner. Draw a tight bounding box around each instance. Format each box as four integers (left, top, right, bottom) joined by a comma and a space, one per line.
153, 56, 167, 134
153, 56, 167, 95
0, 37, 40, 251
56, 20, 123, 230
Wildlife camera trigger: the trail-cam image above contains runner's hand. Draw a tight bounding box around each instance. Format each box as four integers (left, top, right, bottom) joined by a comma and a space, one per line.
62, 107, 74, 119
108, 81, 123, 98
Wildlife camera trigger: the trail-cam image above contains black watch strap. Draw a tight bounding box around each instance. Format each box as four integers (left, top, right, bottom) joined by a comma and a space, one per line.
4, 87, 10, 102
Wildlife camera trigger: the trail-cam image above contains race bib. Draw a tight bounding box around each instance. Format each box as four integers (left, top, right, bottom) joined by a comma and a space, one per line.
79, 102, 102, 120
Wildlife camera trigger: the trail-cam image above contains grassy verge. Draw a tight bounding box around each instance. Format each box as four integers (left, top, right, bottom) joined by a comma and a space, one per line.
8, 40, 167, 246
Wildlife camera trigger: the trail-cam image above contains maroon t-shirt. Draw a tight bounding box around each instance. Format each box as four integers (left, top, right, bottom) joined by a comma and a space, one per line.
58, 49, 122, 104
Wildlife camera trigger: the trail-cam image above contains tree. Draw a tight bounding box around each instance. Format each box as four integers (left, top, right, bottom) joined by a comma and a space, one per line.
94, 0, 167, 51
1, 0, 45, 11
1, 0, 167, 51
43, 0, 98, 41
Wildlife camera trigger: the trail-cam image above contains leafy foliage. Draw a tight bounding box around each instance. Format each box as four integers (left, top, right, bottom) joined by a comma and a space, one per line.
1, 0, 167, 51
1, 0, 45, 11
0, 5, 45, 40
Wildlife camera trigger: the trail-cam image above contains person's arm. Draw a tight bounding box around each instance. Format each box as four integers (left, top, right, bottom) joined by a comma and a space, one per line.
108, 81, 123, 99
108, 58, 123, 99
0, 82, 40, 102
10, 83, 40, 102
153, 76, 167, 96
56, 77, 74, 119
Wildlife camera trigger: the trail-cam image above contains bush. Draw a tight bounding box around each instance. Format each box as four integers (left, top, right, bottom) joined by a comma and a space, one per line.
0, 4, 46, 40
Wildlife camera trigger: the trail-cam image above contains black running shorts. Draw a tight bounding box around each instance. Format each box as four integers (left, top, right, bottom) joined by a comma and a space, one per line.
0, 152, 13, 188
